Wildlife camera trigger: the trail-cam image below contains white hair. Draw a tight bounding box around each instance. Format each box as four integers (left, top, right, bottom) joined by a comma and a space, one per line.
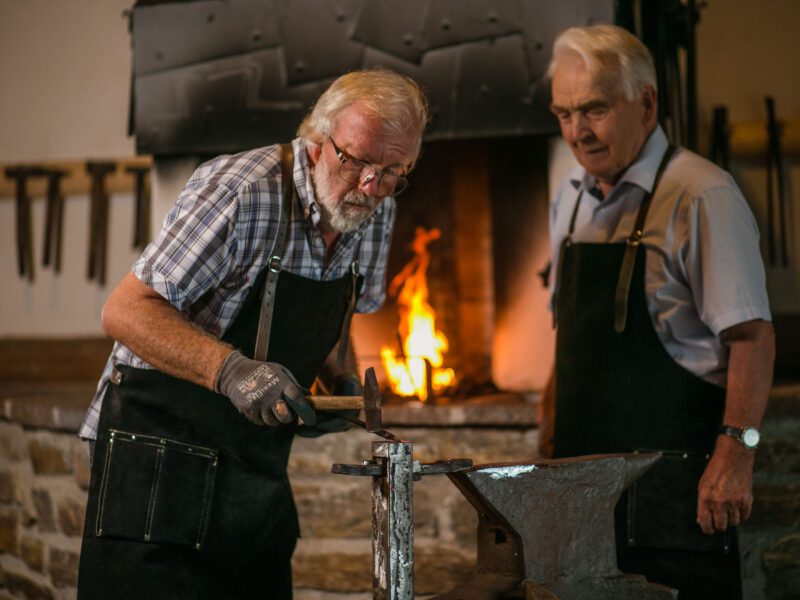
547, 24, 657, 101
297, 68, 429, 163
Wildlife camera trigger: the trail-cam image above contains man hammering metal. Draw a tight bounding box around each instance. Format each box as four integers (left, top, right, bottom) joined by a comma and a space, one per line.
539, 24, 774, 599
76, 68, 429, 599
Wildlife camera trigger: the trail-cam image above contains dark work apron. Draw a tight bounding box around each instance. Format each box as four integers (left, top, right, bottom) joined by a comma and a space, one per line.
553, 146, 743, 600
78, 145, 362, 600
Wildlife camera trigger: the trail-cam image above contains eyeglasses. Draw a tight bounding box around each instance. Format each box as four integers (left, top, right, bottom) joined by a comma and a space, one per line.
329, 137, 409, 196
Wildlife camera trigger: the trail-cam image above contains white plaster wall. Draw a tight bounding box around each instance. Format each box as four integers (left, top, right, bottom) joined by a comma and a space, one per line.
0, 0, 134, 164
0, 0, 137, 337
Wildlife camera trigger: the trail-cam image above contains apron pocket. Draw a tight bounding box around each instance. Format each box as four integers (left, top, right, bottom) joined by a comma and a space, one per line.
95, 429, 219, 550
625, 450, 732, 553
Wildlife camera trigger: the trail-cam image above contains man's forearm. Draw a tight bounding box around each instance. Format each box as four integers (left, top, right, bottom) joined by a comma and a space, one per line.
696, 318, 775, 533
721, 319, 775, 429
102, 273, 233, 391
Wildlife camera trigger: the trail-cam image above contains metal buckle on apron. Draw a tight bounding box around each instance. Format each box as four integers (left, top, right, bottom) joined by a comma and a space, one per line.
268, 255, 283, 273
110, 367, 123, 385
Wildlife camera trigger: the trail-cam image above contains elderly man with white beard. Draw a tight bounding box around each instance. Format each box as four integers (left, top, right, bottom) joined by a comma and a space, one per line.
76, 69, 428, 600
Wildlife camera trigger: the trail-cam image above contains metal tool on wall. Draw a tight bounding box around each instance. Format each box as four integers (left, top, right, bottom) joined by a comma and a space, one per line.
4, 166, 46, 282
710, 105, 730, 171
126, 165, 151, 250
43, 169, 68, 273
765, 96, 789, 267
619, 0, 702, 150
86, 161, 116, 286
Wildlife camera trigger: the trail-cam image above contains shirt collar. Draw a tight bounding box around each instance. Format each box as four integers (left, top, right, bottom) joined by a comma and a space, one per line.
291, 137, 383, 236
568, 125, 669, 196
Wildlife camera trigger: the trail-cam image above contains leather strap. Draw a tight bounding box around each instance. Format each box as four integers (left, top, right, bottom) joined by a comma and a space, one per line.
552, 187, 585, 326
335, 255, 362, 370
613, 145, 676, 332
254, 144, 294, 361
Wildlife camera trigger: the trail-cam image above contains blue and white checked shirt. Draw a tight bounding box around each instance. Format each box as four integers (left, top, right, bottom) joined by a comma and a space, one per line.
79, 138, 395, 440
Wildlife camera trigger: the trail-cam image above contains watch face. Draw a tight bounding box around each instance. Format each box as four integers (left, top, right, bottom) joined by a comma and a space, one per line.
742, 428, 760, 448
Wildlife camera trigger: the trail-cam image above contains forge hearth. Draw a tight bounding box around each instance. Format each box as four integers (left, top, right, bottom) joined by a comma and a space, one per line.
352, 135, 554, 398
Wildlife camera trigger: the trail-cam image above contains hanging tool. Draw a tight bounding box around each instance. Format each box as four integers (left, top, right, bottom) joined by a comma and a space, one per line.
765, 96, 789, 267
710, 105, 730, 170
126, 164, 151, 250
86, 161, 116, 285
42, 169, 68, 273
5, 166, 45, 282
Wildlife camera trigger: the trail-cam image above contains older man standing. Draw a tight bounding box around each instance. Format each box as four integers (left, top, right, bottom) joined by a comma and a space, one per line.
77, 69, 428, 599
542, 24, 774, 599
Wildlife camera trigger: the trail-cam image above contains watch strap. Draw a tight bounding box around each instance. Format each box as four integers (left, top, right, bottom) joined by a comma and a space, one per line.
719, 425, 759, 449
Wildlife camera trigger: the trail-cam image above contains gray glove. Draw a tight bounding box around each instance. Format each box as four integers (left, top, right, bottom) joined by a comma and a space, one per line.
296, 372, 360, 438
215, 350, 316, 427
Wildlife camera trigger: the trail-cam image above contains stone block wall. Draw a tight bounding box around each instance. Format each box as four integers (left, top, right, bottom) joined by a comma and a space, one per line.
1, 385, 799, 599
740, 387, 800, 600
0, 421, 88, 600
0, 391, 539, 600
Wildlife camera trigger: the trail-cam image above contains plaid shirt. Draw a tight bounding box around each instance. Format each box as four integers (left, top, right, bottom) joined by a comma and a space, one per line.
79, 138, 395, 440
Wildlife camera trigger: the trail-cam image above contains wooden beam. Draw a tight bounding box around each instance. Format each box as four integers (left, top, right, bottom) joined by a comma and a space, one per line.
0, 157, 152, 198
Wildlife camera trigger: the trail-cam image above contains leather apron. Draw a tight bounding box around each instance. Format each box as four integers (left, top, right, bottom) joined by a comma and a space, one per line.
552, 147, 743, 600
78, 145, 362, 600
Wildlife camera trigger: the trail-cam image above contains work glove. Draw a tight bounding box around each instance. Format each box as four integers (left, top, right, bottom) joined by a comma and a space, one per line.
296, 372, 361, 438
215, 350, 316, 427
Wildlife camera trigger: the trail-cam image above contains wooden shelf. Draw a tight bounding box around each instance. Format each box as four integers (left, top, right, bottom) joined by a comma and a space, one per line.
0, 156, 152, 199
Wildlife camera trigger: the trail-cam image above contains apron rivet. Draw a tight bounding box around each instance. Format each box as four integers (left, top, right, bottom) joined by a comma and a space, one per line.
195, 543, 201, 550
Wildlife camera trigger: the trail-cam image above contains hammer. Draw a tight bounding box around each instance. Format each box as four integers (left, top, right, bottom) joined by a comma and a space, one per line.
5, 166, 46, 281
305, 367, 400, 441
86, 161, 116, 286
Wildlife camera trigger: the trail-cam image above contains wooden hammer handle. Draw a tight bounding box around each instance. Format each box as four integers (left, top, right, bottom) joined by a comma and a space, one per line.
306, 395, 363, 411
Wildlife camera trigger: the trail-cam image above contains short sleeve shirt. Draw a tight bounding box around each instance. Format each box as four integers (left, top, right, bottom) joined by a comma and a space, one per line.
549, 126, 771, 386
79, 138, 395, 439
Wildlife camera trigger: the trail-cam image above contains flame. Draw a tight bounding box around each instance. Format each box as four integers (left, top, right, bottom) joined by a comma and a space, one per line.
380, 227, 456, 401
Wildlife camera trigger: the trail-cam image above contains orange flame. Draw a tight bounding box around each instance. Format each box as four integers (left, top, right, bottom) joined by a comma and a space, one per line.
381, 227, 456, 401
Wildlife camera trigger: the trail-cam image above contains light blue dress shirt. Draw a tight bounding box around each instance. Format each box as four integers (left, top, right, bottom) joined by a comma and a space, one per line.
549, 126, 771, 386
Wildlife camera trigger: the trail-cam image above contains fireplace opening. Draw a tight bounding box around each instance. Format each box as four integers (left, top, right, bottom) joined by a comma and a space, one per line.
352, 134, 556, 402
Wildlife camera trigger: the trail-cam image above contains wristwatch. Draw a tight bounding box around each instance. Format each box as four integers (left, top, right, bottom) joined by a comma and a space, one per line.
720, 425, 760, 450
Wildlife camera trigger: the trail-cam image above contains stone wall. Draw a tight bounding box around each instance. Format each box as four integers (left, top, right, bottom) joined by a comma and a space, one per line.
0, 422, 87, 600
0, 388, 538, 600
740, 387, 800, 600
1, 386, 799, 600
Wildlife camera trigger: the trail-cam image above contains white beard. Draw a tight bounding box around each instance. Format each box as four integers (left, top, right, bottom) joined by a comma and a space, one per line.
312, 162, 380, 233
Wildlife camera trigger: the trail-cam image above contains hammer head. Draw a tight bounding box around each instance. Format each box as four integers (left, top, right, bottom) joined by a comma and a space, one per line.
363, 367, 382, 432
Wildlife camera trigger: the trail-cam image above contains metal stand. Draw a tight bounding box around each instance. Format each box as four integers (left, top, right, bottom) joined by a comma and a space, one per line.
332, 441, 472, 600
